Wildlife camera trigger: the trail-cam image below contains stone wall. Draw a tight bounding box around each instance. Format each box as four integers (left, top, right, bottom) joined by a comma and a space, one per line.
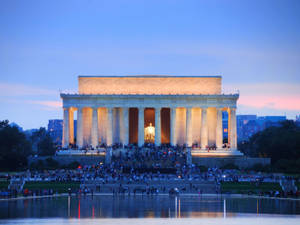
192, 157, 271, 169
78, 76, 222, 95
29, 155, 105, 166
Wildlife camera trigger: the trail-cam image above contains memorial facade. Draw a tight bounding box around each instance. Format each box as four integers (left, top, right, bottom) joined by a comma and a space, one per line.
60, 75, 240, 154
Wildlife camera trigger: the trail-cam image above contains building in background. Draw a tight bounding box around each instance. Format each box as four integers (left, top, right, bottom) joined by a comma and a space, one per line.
257, 116, 287, 129
237, 115, 287, 142
222, 111, 228, 141
296, 115, 300, 126
48, 120, 63, 145
237, 115, 258, 141
48, 120, 77, 145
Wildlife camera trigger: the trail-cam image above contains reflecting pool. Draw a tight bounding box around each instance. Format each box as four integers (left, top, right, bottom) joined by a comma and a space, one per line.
0, 195, 299, 224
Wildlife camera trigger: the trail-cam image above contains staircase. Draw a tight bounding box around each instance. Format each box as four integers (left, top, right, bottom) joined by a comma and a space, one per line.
80, 180, 217, 194
280, 179, 297, 193
8, 178, 25, 193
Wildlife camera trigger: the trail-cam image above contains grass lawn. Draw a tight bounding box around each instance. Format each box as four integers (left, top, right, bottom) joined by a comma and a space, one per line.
0, 181, 9, 189
221, 182, 282, 194
23, 181, 80, 193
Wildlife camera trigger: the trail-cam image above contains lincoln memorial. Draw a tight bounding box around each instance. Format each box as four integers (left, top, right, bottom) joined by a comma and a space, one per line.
60, 75, 243, 156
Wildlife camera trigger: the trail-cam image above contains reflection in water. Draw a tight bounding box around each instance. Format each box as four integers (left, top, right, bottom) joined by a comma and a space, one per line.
68, 196, 70, 218
0, 195, 300, 219
175, 197, 177, 218
179, 198, 181, 218
223, 199, 226, 218
78, 199, 80, 219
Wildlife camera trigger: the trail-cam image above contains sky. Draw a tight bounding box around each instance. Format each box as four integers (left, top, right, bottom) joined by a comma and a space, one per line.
0, 0, 299, 130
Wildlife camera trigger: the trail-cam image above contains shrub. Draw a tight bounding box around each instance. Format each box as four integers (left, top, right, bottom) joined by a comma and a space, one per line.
220, 163, 239, 170
64, 161, 81, 169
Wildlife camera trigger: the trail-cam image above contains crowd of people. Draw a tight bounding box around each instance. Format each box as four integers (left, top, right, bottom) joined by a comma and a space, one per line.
1, 145, 300, 198
111, 144, 187, 169
58, 141, 231, 154
1, 163, 299, 196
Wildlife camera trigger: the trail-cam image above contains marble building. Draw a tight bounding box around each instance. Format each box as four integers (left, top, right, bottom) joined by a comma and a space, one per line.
60, 75, 241, 155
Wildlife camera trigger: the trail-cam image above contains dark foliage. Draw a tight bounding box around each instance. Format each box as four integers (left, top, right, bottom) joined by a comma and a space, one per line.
0, 120, 32, 171
220, 163, 239, 170
31, 127, 56, 156
0, 120, 57, 171
239, 120, 300, 172
65, 161, 80, 169
37, 134, 56, 156
30, 158, 60, 170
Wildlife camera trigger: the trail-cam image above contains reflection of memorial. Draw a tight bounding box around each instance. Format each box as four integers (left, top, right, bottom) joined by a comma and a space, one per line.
144, 123, 155, 143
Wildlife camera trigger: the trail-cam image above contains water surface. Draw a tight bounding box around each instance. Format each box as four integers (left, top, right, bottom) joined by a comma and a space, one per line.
0, 195, 299, 224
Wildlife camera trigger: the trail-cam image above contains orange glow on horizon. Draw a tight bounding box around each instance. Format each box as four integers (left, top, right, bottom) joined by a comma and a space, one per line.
238, 95, 300, 111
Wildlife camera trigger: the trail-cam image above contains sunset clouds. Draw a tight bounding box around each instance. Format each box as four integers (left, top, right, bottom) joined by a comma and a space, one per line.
224, 83, 300, 109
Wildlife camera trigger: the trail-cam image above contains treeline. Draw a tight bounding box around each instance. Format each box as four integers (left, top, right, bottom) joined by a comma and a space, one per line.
30, 158, 80, 170
1, 119, 300, 173
0, 120, 56, 171
239, 120, 300, 173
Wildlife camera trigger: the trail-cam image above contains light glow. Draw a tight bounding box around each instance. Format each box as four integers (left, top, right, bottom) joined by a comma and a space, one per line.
144, 123, 155, 143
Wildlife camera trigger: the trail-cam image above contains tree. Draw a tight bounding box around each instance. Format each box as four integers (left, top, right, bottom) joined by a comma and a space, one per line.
0, 120, 32, 171
30, 127, 56, 156
30, 127, 48, 153
0, 120, 9, 128
239, 120, 300, 171
37, 134, 56, 156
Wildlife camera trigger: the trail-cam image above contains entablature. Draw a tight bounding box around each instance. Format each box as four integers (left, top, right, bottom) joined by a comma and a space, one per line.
61, 94, 239, 109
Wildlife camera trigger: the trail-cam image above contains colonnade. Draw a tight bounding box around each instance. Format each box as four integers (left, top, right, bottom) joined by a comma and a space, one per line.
62, 107, 237, 150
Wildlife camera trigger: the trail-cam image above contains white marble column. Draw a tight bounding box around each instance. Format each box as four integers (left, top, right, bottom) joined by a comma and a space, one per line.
68, 108, 74, 145
227, 108, 231, 147
62, 107, 70, 148
201, 107, 208, 149
155, 107, 161, 146
138, 107, 144, 147
216, 108, 223, 149
229, 108, 237, 149
77, 107, 83, 148
122, 107, 129, 146
186, 107, 193, 147
170, 107, 176, 146
106, 107, 113, 146
91, 107, 98, 148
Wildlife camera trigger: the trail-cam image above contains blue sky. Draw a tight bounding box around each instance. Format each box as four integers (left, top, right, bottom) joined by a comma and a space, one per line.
0, 0, 299, 129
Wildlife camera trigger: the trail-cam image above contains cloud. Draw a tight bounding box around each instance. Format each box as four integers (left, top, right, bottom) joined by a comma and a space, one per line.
238, 95, 300, 111
0, 82, 58, 96
0, 98, 62, 110
0, 82, 62, 111
223, 82, 300, 114
0, 82, 62, 113
26, 100, 62, 109
237, 103, 299, 119
224, 83, 300, 96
